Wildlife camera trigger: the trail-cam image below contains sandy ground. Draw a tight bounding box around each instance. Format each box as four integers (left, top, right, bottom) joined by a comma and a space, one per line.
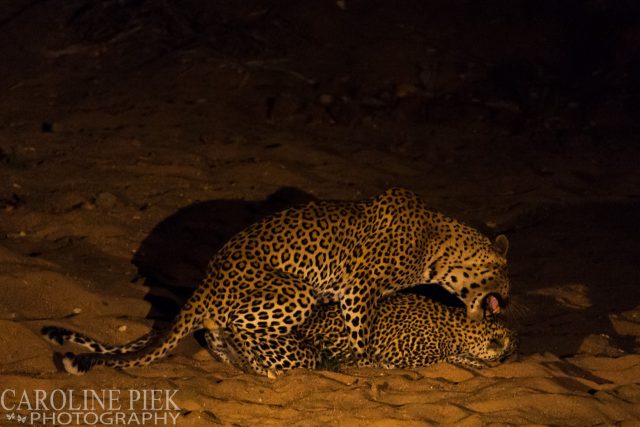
1, 1, 640, 425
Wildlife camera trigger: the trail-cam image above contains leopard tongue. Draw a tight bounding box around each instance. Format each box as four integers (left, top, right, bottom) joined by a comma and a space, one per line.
487, 295, 501, 314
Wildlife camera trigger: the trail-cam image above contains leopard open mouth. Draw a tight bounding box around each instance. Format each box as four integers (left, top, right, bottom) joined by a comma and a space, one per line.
482, 293, 507, 316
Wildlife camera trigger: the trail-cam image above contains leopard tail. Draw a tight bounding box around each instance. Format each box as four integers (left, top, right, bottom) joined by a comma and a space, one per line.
60, 288, 209, 375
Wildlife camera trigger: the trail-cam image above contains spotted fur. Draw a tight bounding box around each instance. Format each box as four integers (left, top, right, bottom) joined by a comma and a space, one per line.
42, 294, 517, 374
43, 188, 510, 375
299, 293, 517, 369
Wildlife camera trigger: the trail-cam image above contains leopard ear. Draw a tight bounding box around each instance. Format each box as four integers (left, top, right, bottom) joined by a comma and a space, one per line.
493, 234, 509, 257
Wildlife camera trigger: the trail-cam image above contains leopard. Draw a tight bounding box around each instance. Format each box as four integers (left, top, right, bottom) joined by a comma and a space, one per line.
298, 293, 517, 370
42, 293, 517, 374
43, 187, 510, 375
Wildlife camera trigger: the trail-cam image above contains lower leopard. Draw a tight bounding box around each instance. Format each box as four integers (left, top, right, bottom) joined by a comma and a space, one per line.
43, 293, 517, 374
299, 293, 517, 369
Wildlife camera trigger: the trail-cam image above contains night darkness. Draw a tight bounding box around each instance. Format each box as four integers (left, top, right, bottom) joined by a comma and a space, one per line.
1, 1, 640, 424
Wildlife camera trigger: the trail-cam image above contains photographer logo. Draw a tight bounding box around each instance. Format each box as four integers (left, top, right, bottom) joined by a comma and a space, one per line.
1, 388, 180, 425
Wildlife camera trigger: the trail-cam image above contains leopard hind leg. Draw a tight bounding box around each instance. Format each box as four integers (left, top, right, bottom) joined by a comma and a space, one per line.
201, 328, 251, 371
219, 269, 323, 376
229, 329, 321, 377
200, 320, 320, 376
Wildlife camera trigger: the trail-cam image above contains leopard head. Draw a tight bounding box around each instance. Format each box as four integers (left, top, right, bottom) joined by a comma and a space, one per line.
464, 319, 518, 364
426, 233, 510, 321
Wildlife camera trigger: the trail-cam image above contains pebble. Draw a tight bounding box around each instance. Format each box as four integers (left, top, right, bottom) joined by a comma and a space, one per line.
95, 192, 118, 209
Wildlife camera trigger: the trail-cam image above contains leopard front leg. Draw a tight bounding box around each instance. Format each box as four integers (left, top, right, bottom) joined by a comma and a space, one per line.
339, 285, 379, 355
445, 354, 485, 369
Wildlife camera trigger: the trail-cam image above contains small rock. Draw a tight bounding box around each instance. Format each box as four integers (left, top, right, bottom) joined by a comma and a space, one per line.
94, 192, 118, 210
118, 325, 127, 332
578, 334, 625, 357
610, 315, 640, 337
530, 283, 592, 309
